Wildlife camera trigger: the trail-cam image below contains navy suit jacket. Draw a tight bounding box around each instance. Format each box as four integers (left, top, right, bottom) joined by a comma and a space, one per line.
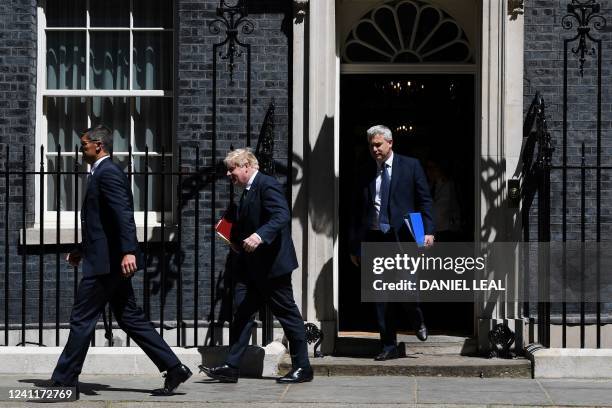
350, 153, 435, 252
80, 158, 143, 277
230, 172, 298, 280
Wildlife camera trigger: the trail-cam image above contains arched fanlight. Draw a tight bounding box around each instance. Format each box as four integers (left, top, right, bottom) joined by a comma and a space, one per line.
342, 0, 472, 64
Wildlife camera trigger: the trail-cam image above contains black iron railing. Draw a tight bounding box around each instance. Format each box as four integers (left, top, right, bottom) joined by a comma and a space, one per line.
521, 0, 609, 349
521, 92, 552, 347
522, 91, 611, 349
0, 144, 276, 348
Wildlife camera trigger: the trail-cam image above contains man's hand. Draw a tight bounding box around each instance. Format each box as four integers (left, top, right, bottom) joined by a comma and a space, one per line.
424, 234, 435, 248
66, 251, 82, 267
242, 233, 262, 253
350, 254, 361, 267
121, 254, 137, 278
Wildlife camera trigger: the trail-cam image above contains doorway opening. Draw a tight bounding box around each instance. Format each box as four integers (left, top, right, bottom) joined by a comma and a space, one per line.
339, 73, 476, 336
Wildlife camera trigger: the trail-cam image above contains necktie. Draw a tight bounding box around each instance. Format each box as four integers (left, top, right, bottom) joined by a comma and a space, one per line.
238, 188, 247, 214
379, 164, 390, 233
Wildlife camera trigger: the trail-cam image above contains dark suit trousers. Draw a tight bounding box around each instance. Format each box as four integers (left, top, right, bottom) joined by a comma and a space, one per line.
52, 274, 180, 385
225, 274, 310, 369
366, 230, 424, 352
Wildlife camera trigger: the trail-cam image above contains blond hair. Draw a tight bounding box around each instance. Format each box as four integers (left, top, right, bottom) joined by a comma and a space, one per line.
224, 148, 259, 169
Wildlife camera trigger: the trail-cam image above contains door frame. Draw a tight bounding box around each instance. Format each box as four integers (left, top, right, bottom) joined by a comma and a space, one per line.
291, 0, 524, 353
341, 64, 478, 75
338, 65, 480, 336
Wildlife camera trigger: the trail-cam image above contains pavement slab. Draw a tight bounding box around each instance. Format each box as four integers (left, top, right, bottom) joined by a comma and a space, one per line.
282, 376, 415, 404
538, 379, 612, 406
416, 378, 551, 406
110, 405, 420, 408
0, 375, 611, 406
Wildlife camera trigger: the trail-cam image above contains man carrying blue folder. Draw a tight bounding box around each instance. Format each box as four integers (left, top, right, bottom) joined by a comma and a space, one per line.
350, 125, 435, 361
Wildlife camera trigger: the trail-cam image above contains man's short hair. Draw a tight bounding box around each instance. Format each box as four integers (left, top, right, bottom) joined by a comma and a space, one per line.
82, 124, 113, 153
224, 148, 259, 169
366, 125, 393, 142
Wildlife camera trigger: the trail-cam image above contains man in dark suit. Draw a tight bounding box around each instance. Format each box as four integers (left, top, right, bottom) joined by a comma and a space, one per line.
200, 148, 312, 384
50, 125, 191, 396
350, 125, 435, 361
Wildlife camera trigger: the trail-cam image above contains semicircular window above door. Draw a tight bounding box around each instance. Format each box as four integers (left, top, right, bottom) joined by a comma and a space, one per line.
342, 0, 473, 64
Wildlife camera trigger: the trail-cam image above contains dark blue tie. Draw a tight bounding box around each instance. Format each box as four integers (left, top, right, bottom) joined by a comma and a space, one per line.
379, 164, 390, 233
238, 188, 247, 214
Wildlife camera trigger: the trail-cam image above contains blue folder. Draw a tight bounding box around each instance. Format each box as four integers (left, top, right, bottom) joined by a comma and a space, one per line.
404, 212, 425, 247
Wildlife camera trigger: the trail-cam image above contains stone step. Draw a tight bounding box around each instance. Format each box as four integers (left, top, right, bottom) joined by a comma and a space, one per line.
283, 333, 530, 378
0, 344, 287, 378
334, 333, 479, 356
526, 345, 612, 379
280, 354, 531, 378
0, 347, 203, 375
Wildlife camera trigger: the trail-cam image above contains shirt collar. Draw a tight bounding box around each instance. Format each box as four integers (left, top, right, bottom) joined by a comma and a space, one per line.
246, 169, 258, 190
91, 155, 110, 175
380, 152, 394, 169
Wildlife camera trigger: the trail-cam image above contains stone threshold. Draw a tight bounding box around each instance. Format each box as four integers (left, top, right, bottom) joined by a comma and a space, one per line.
280, 354, 532, 378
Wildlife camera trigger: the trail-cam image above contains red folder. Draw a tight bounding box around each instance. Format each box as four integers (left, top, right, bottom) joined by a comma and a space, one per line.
215, 204, 236, 244
215, 215, 233, 243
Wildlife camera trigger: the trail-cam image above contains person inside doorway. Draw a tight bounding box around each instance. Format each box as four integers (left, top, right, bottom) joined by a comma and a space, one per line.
425, 158, 462, 242
349, 125, 435, 361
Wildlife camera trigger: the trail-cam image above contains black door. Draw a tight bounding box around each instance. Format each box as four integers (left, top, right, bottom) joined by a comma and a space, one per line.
339, 74, 475, 335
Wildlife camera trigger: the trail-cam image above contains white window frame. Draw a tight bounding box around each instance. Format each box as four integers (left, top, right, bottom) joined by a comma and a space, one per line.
35, 0, 175, 230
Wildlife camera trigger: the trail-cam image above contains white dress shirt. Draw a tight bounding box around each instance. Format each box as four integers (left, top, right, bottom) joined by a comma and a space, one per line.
245, 169, 258, 191
370, 152, 393, 230
90, 155, 110, 176
244, 170, 262, 243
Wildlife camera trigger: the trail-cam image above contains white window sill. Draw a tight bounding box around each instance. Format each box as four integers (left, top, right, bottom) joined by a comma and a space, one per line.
20, 225, 177, 246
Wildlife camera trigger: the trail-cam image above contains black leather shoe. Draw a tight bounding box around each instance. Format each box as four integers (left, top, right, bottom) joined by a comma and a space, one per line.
416, 324, 428, 341
152, 364, 193, 395
374, 348, 399, 361
276, 366, 314, 384
44, 379, 79, 400
199, 364, 239, 383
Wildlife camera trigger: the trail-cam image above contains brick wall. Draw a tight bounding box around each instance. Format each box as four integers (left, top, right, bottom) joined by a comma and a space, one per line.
523, 0, 612, 318
524, 0, 612, 242
175, 0, 291, 328
0, 0, 292, 341
0, 0, 38, 334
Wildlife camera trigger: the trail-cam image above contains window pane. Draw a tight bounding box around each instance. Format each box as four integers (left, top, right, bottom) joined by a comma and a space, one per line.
91, 97, 130, 153
133, 32, 173, 90
46, 0, 85, 27
130, 157, 172, 212
90, 0, 129, 27
133, 0, 173, 28
46, 97, 87, 152
47, 32, 86, 90
89, 32, 129, 90
134, 97, 172, 153
47, 156, 87, 211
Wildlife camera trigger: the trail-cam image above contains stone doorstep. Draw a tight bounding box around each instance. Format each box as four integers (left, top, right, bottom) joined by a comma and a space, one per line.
335, 334, 479, 357
279, 355, 532, 378
526, 345, 612, 379
319, 335, 531, 378
0, 342, 287, 378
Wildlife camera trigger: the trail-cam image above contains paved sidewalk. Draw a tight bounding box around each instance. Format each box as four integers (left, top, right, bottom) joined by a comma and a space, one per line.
1, 374, 612, 407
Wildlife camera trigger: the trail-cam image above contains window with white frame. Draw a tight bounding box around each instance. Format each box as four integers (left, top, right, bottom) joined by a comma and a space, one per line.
39, 0, 174, 222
